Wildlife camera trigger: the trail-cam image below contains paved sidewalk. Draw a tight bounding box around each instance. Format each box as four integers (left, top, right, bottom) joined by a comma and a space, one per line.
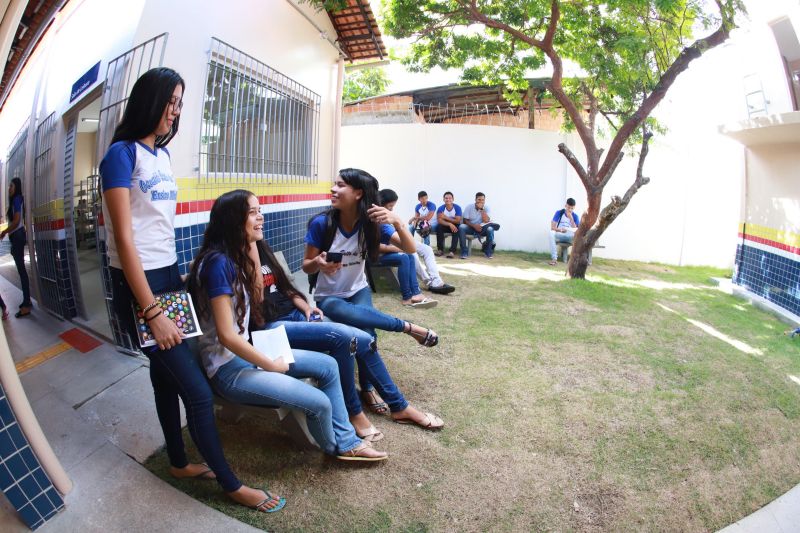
0, 273, 258, 532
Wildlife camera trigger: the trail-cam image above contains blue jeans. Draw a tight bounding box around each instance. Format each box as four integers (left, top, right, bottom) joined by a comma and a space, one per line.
549, 230, 574, 260
210, 350, 362, 455
265, 310, 409, 414
316, 286, 406, 395
458, 224, 496, 256
376, 252, 422, 300
10, 230, 31, 306
110, 263, 241, 492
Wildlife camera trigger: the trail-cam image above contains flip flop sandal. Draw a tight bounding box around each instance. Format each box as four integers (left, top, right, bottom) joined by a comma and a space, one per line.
393, 412, 444, 431
251, 491, 287, 513
171, 462, 216, 481
409, 298, 438, 309
356, 425, 385, 443
337, 441, 388, 462
361, 389, 389, 415
15, 310, 31, 318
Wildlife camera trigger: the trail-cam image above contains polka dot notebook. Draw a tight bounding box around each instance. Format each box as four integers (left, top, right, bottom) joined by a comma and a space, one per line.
133, 291, 203, 348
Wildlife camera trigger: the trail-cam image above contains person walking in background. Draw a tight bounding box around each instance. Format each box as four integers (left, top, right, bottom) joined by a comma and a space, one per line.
101, 67, 285, 513
459, 192, 499, 259
0, 177, 32, 317
549, 197, 580, 265
435, 191, 462, 258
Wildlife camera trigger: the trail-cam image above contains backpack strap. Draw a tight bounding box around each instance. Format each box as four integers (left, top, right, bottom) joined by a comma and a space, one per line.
307, 212, 337, 294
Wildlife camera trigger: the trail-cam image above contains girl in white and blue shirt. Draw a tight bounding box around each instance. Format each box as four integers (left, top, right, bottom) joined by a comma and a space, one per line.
303, 168, 444, 431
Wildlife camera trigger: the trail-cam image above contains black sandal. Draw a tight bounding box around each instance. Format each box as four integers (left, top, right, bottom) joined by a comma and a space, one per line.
361, 389, 389, 415
405, 322, 439, 347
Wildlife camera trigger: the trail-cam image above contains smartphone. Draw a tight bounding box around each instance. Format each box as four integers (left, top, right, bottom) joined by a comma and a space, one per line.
325, 252, 343, 263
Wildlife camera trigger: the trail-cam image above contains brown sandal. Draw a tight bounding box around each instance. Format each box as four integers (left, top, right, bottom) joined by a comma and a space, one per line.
393, 412, 444, 431
337, 441, 388, 462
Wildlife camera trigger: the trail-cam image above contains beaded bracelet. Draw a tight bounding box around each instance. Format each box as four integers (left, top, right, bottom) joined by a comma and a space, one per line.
142, 300, 160, 316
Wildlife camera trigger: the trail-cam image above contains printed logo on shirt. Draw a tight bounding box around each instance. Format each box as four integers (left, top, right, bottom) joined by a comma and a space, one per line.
139, 170, 177, 201
261, 265, 278, 293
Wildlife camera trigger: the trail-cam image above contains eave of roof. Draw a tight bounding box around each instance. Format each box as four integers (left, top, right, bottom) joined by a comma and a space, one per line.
326, 0, 387, 62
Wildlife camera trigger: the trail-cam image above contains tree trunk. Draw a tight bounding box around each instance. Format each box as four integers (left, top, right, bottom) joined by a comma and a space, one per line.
568, 190, 603, 279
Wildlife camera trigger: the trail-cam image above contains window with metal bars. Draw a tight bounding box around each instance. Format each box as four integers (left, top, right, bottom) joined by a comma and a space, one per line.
200, 39, 321, 181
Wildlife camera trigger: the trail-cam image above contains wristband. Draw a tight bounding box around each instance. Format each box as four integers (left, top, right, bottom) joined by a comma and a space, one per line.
145, 309, 164, 323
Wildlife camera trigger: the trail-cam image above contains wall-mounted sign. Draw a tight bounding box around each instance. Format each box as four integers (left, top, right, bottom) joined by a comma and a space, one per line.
70, 61, 101, 103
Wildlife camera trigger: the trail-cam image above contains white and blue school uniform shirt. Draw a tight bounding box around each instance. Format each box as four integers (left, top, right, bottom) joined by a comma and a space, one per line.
552, 209, 579, 230
195, 254, 250, 378
415, 201, 436, 219
99, 141, 178, 270
8, 196, 24, 235
436, 203, 462, 220
305, 214, 394, 299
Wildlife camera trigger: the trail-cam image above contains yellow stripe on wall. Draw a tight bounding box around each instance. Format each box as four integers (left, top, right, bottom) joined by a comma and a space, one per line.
175, 176, 332, 202
740, 222, 800, 249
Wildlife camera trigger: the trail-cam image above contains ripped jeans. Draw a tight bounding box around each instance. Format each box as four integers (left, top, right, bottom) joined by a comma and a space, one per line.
264, 309, 409, 415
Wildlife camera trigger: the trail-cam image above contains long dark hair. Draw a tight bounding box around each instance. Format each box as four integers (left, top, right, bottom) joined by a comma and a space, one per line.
6, 177, 22, 221
256, 239, 304, 322
319, 168, 381, 262
188, 190, 263, 333
110, 67, 184, 148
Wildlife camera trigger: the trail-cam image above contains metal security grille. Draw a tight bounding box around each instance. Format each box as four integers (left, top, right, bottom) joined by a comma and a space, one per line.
62, 118, 86, 318
2, 119, 29, 257
200, 38, 321, 182
95, 33, 168, 352
31, 112, 73, 317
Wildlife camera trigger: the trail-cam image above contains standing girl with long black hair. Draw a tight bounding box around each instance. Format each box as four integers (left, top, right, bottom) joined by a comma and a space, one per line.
100, 67, 285, 513
0, 177, 32, 318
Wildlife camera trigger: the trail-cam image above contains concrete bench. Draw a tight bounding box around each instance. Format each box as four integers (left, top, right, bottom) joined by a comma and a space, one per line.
556, 242, 605, 265
432, 233, 482, 256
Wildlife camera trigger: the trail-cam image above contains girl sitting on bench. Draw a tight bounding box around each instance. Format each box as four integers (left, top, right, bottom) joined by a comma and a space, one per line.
189, 190, 387, 463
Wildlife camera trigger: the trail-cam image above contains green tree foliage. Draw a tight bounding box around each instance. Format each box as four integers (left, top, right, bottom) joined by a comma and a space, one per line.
343, 67, 390, 102
311, 0, 745, 277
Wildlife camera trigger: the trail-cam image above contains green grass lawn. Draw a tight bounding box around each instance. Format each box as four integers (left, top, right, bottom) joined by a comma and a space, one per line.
145, 251, 800, 532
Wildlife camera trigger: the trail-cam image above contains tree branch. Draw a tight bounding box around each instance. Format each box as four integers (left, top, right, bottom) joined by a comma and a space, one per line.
558, 142, 589, 187
597, 6, 733, 180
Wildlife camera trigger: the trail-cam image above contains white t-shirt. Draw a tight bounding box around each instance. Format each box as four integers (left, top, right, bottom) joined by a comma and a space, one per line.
100, 141, 178, 270
305, 214, 394, 299
194, 254, 250, 378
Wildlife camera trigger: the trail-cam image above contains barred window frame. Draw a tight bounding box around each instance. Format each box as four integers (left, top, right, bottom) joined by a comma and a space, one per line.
200, 38, 321, 183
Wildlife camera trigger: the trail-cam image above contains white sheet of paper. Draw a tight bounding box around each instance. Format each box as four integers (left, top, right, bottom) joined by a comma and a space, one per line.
251, 325, 295, 364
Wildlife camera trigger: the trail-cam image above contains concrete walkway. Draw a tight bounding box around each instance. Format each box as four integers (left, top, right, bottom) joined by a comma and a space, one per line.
0, 272, 258, 532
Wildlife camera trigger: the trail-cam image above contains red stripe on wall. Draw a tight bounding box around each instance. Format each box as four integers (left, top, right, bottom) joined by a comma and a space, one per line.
175, 193, 331, 215
739, 232, 800, 256
33, 219, 65, 231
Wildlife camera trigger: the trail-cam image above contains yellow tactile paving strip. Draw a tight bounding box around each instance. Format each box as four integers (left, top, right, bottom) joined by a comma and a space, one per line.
14, 341, 71, 374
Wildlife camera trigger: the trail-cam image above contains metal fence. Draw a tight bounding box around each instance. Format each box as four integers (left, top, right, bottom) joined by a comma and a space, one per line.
343, 101, 529, 127
200, 38, 321, 182
1, 119, 30, 257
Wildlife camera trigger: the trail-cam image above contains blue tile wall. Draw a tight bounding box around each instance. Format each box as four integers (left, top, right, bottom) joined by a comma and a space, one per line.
175, 205, 326, 276
0, 383, 64, 529
734, 243, 800, 317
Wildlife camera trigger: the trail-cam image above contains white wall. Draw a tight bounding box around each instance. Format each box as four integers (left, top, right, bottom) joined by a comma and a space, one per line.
341, 121, 742, 268
133, 0, 341, 180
